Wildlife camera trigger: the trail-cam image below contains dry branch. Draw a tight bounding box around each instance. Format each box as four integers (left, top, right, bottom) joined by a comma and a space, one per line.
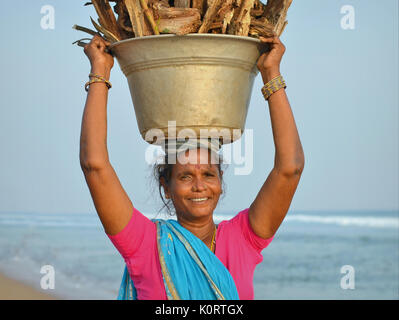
91, 0, 122, 40
210, 0, 234, 34
157, 7, 202, 35
229, 0, 256, 36
249, 16, 275, 38
192, 0, 207, 17
198, 0, 224, 33
251, 0, 265, 17
139, 0, 160, 35
262, 0, 292, 36
113, 1, 135, 39
75, 0, 293, 41
73, 24, 99, 37
174, 0, 191, 8
90, 16, 120, 42
124, 0, 145, 37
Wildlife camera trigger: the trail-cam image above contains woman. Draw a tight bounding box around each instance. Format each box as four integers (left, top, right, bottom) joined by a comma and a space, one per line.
80, 34, 304, 300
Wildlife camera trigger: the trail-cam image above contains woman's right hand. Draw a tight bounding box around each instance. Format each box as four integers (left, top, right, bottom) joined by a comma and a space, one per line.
84, 35, 114, 76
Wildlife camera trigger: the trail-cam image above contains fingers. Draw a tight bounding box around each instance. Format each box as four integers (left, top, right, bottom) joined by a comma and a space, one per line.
92, 34, 106, 45
85, 35, 110, 53
259, 36, 286, 53
83, 35, 109, 55
259, 36, 281, 44
92, 38, 105, 49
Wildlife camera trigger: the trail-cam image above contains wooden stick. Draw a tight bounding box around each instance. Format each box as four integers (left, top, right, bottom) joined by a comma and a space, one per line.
113, 0, 134, 39
216, 0, 234, 34
90, 16, 120, 42
157, 7, 201, 35
229, 0, 255, 36
251, 0, 265, 17
139, 0, 160, 35
72, 24, 99, 37
249, 17, 275, 38
276, 0, 292, 36
174, 0, 191, 8
192, 0, 207, 17
124, 0, 144, 37
91, 0, 122, 40
278, 20, 288, 37
198, 0, 224, 33
262, 0, 293, 36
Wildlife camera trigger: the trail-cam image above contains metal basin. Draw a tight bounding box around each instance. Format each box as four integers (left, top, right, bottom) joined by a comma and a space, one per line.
109, 34, 262, 145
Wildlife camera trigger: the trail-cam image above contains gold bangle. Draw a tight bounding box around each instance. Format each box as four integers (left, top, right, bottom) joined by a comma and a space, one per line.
261, 75, 286, 100
85, 79, 111, 92
89, 72, 110, 81
89, 73, 112, 89
85, 73, 112, 92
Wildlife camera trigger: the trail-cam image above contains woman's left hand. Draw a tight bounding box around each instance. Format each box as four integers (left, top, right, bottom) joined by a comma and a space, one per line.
257, 36, 286, 83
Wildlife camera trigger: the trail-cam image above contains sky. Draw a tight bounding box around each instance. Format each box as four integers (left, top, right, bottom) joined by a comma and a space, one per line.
0, 0, 398, 215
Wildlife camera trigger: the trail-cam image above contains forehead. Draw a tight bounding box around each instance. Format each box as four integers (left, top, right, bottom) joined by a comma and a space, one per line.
176, 148, 218, 163
173, 148, 219, 171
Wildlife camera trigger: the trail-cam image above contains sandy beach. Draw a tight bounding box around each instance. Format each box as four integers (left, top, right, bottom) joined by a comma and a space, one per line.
0, 272, 57, 300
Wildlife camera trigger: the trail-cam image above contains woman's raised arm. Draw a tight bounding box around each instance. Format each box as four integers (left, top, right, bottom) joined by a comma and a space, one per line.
248, 36, 305, 239
80, 35, 133, 235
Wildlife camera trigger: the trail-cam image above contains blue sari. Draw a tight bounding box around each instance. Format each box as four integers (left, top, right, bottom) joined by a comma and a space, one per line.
117, 219, 239, 300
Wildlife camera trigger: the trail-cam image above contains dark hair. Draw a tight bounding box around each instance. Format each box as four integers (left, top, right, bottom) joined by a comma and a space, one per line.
153, 151, 227, 215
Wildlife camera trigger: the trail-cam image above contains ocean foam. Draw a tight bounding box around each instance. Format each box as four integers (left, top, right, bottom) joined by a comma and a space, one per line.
0, 212, 397, 229
285, 214, 399, 229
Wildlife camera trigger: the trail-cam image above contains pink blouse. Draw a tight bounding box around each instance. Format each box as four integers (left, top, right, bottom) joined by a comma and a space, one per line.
107, 207, 273, 300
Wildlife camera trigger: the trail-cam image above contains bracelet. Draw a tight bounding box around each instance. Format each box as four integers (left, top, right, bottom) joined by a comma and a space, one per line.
85, 79, 111, 92
85, 73, 112, 92
261, 75, 286, 100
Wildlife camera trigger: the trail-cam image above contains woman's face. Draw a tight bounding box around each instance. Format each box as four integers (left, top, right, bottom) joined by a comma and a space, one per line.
163, 148, 223, 222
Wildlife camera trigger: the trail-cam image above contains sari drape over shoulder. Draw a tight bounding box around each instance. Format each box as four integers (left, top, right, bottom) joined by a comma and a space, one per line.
117, 219, 239, 300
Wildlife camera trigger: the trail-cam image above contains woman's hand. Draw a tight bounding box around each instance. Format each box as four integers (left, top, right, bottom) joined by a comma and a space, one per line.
257, 36, 286, 83
84, 35, 114, 77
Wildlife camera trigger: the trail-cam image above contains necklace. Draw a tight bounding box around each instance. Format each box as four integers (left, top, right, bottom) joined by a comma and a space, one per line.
210, 225, 217, 252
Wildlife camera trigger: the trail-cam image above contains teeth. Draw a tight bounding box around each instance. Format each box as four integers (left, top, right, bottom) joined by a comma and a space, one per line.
190, 198, 208, 202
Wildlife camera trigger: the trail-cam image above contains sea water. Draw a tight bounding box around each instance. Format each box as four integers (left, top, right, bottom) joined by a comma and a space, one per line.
0, 210, 397, 300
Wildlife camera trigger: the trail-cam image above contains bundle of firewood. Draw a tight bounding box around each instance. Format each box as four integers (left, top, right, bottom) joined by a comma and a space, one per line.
74, 0, 292, 43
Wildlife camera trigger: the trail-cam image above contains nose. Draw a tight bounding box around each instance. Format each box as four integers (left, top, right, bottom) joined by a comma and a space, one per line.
191, 176, 207, 192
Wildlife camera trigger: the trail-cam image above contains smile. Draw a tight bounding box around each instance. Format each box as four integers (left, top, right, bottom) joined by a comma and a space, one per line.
189, 197, 209, 202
